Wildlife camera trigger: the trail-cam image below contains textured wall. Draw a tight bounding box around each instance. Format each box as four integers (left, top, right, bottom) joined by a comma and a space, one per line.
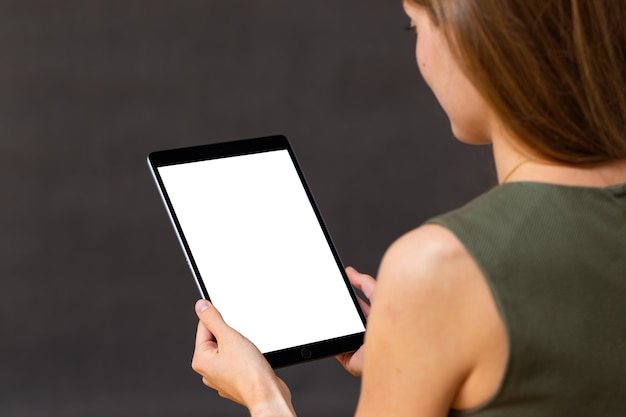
0, 1, 493, 416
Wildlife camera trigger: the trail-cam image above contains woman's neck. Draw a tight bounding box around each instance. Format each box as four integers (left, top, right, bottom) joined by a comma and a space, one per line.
491, 130, 626, 187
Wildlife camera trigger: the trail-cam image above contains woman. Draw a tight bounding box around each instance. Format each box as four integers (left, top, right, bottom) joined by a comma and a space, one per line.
191, 0, 626, 415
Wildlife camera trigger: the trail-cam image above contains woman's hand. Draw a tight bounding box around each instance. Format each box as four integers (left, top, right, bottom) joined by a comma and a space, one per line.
191, 300, 296, 417
335, 266, 376, 376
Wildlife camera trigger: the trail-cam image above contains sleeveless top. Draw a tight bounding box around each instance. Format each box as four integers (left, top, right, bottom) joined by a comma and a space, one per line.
427, 182, 626, 417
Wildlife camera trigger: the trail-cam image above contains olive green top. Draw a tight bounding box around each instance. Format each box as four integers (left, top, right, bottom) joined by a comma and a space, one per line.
427, 182, 626, 417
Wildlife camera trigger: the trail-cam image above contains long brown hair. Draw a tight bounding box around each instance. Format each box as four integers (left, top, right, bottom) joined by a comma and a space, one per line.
410, 0, 626, 164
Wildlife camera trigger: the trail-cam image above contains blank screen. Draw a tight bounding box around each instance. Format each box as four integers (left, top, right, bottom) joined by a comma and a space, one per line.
157, 150, 365, 353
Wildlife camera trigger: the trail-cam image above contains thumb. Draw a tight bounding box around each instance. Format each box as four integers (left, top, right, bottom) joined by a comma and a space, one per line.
195, 299, 229, 340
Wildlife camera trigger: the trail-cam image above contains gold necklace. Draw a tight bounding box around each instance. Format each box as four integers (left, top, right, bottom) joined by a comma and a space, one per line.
500, 159, 533, 184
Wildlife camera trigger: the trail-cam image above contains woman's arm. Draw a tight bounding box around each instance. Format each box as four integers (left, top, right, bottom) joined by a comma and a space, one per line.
354, 224, 508, 417
190, 224, 507, 417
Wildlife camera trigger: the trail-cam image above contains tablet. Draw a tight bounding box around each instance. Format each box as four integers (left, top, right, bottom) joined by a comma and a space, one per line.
148, 135, 366, 368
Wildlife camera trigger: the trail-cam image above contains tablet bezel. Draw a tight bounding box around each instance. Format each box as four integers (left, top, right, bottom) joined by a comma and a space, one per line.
148, 135, 366, 368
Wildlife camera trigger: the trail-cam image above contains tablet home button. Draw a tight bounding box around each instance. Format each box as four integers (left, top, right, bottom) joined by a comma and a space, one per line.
300, 348, 312, 359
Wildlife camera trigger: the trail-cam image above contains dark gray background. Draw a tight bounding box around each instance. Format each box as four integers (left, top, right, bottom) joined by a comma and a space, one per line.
1, 1, 493, 416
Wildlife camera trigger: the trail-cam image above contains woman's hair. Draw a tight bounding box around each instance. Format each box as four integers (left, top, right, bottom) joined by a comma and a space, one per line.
410, 0, 626, 164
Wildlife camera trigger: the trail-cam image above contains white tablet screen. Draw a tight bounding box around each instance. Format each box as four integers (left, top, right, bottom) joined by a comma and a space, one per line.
157, 149, 365, 354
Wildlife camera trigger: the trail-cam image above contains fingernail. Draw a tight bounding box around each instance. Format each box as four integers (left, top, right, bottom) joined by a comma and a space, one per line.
196, 299, 210, 313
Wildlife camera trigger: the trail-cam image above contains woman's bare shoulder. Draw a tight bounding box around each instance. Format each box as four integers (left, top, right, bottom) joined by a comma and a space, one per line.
355, 224, 508, 416
379, 223, 474, 282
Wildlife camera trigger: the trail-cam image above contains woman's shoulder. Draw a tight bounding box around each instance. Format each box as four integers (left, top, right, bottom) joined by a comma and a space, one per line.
365, 224, 508, 412
380, 223, 472, 279
376, 224, 485, 321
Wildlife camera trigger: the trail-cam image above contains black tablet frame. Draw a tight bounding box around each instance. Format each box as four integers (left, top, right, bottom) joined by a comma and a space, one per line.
147, 135, 366, 368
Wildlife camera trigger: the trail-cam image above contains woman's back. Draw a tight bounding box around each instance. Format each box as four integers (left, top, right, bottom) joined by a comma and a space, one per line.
430, 182, 626, 415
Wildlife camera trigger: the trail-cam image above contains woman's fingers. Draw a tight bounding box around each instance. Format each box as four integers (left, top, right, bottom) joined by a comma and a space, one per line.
346, 266, 376, 316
